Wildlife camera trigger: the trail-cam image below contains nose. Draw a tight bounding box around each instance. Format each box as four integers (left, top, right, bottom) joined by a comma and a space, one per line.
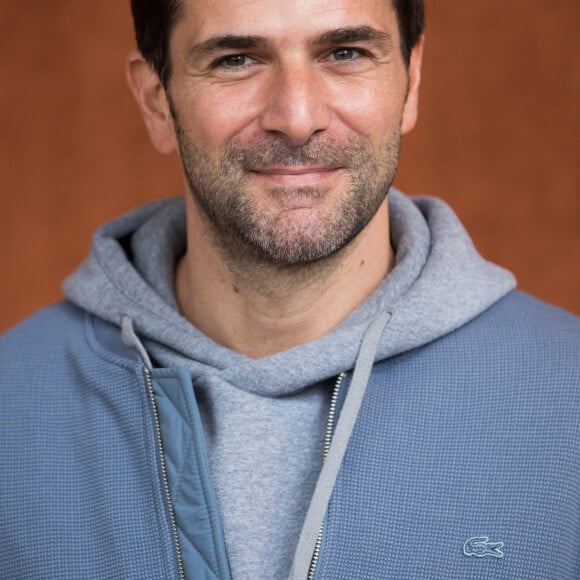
260, 62, 331, 145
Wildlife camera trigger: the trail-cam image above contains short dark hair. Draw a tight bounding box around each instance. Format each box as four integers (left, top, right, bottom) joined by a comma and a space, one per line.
130, 0, 425, 87
130, 0, 183, 87
392, 0, 425, 65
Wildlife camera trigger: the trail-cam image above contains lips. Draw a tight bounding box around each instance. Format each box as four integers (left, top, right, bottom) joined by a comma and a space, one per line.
250, 166, 343, 186
255, 166, 338, 175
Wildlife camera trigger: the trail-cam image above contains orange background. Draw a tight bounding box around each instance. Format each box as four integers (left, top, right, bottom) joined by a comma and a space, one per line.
1, 1, 579, 332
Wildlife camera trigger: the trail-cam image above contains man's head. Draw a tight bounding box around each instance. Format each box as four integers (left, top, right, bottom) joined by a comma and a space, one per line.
130, 0, 424, 88
127, 0, 424, 267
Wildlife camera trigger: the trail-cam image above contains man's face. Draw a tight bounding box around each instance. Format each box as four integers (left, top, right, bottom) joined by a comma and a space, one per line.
163, 0, 421, 265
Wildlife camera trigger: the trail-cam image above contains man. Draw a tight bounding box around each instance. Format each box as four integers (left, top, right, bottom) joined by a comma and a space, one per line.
1, 0, 578, 578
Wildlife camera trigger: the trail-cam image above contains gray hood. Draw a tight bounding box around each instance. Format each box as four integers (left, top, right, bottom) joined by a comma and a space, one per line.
64, 189, 515, 391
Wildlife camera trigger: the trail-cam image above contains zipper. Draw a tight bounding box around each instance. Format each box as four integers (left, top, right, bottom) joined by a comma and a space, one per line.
307, 372, 346, 580
143, 367, 186, 580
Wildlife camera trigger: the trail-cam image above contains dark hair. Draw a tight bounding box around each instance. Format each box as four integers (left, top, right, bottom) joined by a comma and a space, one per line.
130, 0, 425, 87
130, 0, 183, 87
392, 0, 425, 66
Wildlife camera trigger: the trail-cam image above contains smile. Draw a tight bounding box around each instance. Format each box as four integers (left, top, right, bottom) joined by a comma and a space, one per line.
250, 166, 343, 186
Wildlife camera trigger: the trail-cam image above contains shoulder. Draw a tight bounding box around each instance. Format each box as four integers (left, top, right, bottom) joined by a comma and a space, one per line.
475, 290, 580, 352
2, 301, 85, 349
373, 290, 579, 391
439, 290, 580, 372
490, 290, 579, 327
1, 302, 89, 376
421, 290, 579, 395
2, 301, 139, 363
1, 302, 140, 404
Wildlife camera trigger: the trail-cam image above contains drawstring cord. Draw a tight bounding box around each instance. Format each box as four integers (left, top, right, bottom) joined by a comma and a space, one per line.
121, 316, 153, 370
289, 309, 393, 580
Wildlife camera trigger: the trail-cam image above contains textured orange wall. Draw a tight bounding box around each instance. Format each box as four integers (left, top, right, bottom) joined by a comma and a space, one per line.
1, 2, 578, 332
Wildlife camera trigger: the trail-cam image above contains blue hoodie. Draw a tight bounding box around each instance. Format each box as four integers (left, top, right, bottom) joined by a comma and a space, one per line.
1, 190, 579, 579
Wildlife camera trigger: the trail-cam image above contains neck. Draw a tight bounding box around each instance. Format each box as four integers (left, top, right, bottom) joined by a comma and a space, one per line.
175, 197, 393, 358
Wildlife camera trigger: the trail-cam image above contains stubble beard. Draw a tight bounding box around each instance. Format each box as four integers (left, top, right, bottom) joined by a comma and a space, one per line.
174, 121, 403, 270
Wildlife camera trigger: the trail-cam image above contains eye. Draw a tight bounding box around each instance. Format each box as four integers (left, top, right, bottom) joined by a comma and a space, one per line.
218, 54, 256, 68
327, 48, 364, 62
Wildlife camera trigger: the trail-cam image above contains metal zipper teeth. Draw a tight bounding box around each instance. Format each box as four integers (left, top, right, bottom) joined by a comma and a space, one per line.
307, 372, 346, 580
143, 367, 186, 580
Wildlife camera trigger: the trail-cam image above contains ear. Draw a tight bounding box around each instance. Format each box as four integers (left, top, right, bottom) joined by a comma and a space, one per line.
401, 35, 424, 135
125, 49, 178, 154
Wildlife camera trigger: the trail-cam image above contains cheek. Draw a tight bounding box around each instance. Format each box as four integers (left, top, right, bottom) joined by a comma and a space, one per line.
176, 83, 264, 151
331, 80, 405, 144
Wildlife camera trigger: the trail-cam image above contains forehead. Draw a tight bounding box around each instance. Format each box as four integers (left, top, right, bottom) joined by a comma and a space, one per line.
173, 0, 399, 46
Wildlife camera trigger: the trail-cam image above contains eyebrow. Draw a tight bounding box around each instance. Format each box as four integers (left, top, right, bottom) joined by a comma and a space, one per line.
188, 35, 268, 62
309, 26, 395, 52
187, 25, 395, 63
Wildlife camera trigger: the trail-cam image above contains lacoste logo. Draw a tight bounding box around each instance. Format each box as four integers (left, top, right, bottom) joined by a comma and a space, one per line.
463, 536, 505, 559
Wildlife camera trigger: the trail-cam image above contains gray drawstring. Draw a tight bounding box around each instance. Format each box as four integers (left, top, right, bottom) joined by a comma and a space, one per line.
289, 309, 393, 580
121, 316, 153, 370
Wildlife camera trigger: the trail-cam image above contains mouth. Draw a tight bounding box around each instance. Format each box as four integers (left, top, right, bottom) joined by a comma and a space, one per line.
249, 166, 343, 186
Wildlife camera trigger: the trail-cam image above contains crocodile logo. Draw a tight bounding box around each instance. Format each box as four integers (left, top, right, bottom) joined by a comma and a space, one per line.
463, 536, 505, 559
